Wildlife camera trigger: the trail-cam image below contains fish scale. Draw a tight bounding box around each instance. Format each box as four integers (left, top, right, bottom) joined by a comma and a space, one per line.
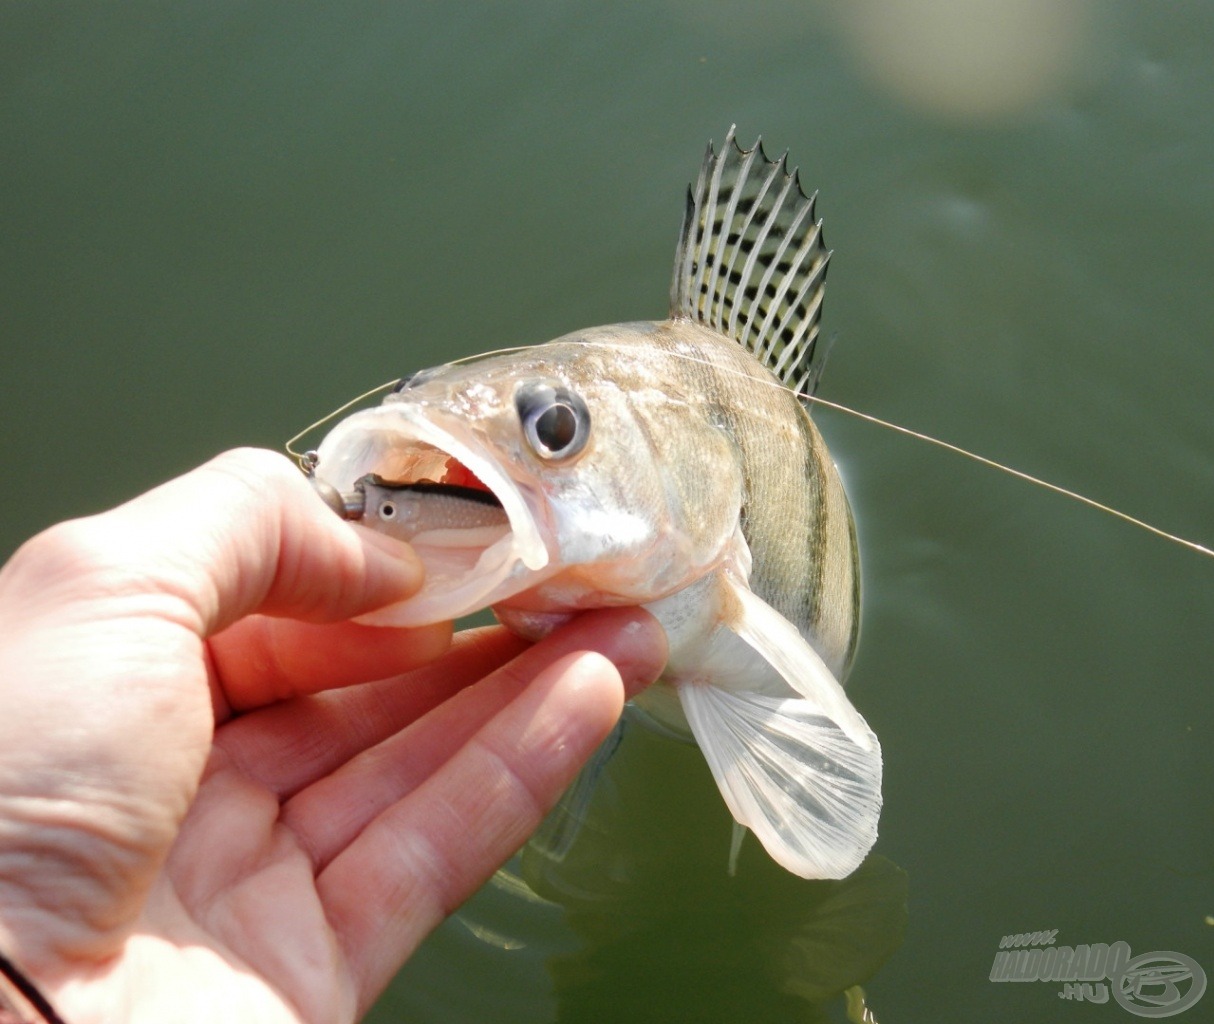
557, 320, 857, 678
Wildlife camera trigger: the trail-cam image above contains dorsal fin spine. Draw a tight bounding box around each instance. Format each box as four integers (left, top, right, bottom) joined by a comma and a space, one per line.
753, 196, 816, 364
705, 143, 757, 334
760, 214, 824, 369
777, 261, 827, 387
696, 146, 730, 329
737, 172, 797, 351
671, 141, 714, 317
725, 157, 783, 340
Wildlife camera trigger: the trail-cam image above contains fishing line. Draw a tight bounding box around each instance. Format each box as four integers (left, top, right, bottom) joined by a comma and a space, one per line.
801, 391, 1214, 559
597, 341, 1214, 560
283, 348, 541, 464
285, 379, 401, 461
446, 344, 538, 365
288, 341, 1213, 560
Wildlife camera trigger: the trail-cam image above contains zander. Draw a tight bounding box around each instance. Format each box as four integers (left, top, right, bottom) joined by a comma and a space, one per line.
310, 128, 880, 879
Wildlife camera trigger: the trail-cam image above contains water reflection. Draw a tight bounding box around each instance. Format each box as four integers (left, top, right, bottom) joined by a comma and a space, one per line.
838, 0, 1098, 120
388, 719, 906, 1023
670, 0, 1101, 121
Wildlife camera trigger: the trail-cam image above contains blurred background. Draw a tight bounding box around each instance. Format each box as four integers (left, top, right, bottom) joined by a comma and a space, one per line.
2, 2, 1211, 1021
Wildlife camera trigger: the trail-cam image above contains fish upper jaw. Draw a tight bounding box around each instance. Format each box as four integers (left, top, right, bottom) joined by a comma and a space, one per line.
312, 402, 557, 625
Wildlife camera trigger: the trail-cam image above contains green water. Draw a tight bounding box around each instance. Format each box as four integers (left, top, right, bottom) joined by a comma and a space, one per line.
2, 3, 1211, 1021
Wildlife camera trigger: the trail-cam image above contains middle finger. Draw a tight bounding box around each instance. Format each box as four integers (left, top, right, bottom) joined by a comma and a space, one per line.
213, 625, 529, 799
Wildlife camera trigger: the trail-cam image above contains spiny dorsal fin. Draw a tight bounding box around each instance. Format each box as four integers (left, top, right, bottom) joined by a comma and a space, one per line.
670, 126, 831, 397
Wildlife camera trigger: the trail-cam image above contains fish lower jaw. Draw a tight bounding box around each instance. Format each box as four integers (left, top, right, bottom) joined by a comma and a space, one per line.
361, 523, 534, 626
491, 607, 575, 642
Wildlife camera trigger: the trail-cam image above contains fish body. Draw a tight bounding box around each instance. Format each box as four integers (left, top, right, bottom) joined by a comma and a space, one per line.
312, 129, 881, 878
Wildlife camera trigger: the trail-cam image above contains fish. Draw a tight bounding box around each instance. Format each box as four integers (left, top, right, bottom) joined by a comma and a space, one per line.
309, 127, 881, 879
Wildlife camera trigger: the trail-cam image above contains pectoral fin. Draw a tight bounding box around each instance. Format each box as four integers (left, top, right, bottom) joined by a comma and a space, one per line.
527, 717, 626, 865
677, 572, 881, 879
722, 569, 874, 751
679, 683, 881, 879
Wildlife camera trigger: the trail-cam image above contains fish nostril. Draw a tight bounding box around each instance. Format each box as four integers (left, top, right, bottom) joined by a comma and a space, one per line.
392, 366, 442, 394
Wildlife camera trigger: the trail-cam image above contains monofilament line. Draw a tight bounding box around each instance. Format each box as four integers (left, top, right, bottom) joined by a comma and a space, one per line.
284, 348, 549, 462
802, 392, 1214, 559
613, 339, 1213, 560
289, 340, 1213, 561
286, 379, 402, 461
634, 340, 1214, 561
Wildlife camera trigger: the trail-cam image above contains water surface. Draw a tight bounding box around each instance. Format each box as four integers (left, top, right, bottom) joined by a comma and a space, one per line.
2, 3, 1211, 1020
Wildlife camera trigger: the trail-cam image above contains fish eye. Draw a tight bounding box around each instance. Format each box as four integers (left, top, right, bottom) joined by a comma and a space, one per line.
379, 501, 397, 520
515, 382, 591, 462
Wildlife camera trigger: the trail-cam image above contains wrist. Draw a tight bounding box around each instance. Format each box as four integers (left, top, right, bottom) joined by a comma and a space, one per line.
0, 951, 67, 1024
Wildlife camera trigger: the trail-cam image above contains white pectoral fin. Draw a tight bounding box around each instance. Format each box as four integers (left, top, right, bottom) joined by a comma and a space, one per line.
678, 573, 882, 879
724, 572, 875, 752
679, 683, 882, 879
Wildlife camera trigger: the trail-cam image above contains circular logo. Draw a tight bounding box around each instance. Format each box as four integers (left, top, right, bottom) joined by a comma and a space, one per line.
1113, 951, 1207, 1018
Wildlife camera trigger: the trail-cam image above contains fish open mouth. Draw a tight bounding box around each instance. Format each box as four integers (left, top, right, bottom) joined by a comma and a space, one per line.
312, 405, 551, 625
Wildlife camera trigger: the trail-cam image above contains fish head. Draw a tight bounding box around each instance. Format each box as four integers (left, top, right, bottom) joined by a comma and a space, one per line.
311, 327, 742, 625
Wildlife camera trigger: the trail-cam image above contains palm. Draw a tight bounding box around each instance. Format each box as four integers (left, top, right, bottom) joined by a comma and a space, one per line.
45, 621, 637, 1024
124, 771, 354, 1024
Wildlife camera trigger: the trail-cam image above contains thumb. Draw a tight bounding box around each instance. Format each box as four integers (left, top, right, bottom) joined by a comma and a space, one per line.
4, 448, 424, 639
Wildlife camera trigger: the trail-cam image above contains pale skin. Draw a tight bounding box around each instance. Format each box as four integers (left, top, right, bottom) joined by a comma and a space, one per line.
0, 448, 667, 1023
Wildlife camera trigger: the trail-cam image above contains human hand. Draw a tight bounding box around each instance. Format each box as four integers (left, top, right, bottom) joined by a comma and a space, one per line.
0, 448, 666, 1024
